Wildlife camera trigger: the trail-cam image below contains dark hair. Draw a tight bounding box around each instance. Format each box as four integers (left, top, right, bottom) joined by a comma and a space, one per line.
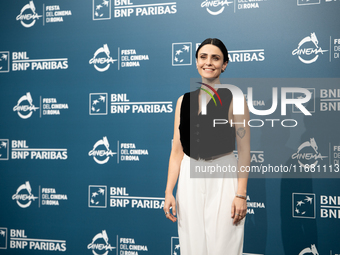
195, 38, 229, 63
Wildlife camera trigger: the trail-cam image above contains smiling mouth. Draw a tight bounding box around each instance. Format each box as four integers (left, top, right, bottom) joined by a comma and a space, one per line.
203, 68, 215, 71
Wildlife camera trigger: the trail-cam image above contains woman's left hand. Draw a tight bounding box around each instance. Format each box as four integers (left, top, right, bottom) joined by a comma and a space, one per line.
231, 196, 247, 225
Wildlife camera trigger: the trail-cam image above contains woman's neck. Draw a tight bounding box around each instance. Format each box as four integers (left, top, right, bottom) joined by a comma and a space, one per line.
200, 77, 221, 89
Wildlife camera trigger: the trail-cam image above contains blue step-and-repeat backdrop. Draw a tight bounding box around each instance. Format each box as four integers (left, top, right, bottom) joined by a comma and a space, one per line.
1, 0, 340, 255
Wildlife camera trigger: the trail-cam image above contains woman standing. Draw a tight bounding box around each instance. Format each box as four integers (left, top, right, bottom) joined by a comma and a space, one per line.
164, 38, 250, 255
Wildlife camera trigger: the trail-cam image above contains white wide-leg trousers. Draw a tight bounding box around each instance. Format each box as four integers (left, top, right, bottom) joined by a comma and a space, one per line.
176, 154, 245, 255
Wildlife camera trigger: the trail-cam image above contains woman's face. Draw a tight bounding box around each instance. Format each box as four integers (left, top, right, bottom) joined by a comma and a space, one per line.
196, 44, 228, 80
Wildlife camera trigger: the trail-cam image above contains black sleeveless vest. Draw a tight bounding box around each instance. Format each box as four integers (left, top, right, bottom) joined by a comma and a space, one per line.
179, 88, 235, 160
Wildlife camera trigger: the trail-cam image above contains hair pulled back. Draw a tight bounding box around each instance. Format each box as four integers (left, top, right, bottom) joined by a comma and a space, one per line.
195, 38, 229, 63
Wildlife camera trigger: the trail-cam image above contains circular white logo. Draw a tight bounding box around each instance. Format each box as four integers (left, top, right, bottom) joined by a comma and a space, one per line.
292, 33, 328, 64
87, 230, 115, 255
201, 0, 233, 15
292, 138, 328, 168
16, 1, 42, 28
88, 137, 116, 164
13, 92, 39, 119
299, 244, 319, 255
89, 44, 117, 72
12, 181, 38, 208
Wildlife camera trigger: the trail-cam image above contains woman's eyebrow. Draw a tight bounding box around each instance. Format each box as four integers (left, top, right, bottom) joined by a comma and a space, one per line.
199, 53, 221, 57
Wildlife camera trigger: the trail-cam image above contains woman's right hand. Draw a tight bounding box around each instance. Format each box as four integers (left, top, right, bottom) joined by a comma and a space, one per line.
164, 193, 177, 222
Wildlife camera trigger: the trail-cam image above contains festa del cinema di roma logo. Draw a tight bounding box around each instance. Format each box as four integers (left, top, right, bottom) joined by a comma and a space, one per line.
291, 138, 328, 168
12, 181, 38, 208
87, 230, 115, 255
292, 32, 328, 64
13, 92, 39, 119
89, 44, 117, 72
88, 136, 116, 164
299, 244, 319, 255
201, 0, 233, 15
16, 1, 42, 28
88, 137, 147, 164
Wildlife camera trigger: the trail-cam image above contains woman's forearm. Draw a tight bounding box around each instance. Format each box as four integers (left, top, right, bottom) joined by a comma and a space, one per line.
165, 150, 184, 195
